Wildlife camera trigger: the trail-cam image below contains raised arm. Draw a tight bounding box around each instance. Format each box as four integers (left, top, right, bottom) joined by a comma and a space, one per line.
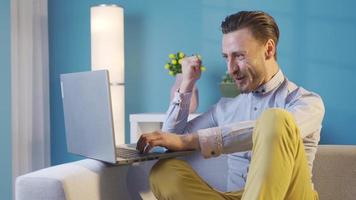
162, 55, 215, 133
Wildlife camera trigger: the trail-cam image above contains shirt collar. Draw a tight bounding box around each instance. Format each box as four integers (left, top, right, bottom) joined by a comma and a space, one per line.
252, 70, 285, 95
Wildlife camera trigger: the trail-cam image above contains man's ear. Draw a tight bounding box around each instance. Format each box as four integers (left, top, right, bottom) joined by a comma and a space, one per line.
264, 39, 275, 60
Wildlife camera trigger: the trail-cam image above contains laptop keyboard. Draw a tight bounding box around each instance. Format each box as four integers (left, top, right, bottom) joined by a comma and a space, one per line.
116, 147, 143, 159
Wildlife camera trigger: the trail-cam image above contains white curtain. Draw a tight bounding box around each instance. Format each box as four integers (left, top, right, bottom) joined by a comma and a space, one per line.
11, 0, 50, 187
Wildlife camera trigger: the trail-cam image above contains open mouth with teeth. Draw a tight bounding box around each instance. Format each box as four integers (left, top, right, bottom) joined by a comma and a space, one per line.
236, 76, 245, 81
234, 74, 246, 82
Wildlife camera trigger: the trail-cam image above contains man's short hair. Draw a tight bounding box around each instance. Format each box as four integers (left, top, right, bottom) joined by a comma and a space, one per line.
221, 11, 279, 59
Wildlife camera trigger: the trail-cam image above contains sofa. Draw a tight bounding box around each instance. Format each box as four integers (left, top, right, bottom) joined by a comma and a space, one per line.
16, 145, 356, 200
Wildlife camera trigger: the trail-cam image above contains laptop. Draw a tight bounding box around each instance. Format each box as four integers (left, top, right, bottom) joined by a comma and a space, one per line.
60, 70, 194, 165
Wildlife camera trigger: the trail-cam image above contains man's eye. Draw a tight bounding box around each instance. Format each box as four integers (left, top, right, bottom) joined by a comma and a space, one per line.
235, 54, 245, 59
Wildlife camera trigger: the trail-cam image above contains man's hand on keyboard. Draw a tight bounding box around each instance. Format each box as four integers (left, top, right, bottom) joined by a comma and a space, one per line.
136, 131, 199, 154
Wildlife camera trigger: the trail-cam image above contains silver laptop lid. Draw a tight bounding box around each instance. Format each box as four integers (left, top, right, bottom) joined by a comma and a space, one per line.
60, 70, 117, 163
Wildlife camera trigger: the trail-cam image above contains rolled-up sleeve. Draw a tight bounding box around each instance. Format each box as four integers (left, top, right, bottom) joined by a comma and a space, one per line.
197, 127, 223, 158
197, 121, 255, 158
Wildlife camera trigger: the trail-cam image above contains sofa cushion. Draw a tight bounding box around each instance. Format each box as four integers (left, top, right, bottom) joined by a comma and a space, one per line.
312, 145, 356, 200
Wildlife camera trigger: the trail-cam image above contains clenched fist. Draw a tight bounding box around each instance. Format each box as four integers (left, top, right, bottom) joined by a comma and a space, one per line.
180, 55, 202, 93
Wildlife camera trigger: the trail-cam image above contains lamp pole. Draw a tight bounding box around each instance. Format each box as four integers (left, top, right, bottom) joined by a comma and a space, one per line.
91, 4, 125, 145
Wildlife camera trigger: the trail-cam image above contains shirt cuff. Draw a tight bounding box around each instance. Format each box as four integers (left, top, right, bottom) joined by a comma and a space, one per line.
197, 127, 223, 158
172, 91, 192, 110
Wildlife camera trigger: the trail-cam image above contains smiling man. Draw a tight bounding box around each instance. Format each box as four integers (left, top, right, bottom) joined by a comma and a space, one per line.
137, 11, 324, 200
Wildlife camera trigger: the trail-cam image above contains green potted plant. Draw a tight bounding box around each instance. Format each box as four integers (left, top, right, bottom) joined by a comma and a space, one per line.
220, 71, 240, 97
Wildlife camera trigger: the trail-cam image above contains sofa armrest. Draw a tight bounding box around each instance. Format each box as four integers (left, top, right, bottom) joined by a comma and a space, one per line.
16, 159, 131, 200
16, 153, 228, 200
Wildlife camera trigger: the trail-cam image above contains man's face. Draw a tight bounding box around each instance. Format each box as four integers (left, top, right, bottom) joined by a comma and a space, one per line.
222, 28, 269, 93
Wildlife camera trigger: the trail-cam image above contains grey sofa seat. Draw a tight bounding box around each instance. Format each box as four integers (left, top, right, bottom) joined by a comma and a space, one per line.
312, 145, 356, 200
16, 145, 356, 200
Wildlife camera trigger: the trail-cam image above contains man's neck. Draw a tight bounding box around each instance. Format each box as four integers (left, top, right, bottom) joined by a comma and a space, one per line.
265, 60, 279, 83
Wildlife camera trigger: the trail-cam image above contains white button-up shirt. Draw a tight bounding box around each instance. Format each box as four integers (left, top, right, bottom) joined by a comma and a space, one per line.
162, 70, 325, 191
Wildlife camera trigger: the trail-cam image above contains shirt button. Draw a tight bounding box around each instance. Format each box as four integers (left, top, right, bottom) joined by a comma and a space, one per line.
254, 107, 257, 111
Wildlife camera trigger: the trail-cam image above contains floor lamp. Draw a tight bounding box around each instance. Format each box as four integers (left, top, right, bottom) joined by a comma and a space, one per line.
90, 4, 125, 145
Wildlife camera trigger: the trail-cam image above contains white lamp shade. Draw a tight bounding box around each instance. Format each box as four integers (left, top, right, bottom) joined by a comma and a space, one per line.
91, 5, 124, 83
91, 5, 125, 145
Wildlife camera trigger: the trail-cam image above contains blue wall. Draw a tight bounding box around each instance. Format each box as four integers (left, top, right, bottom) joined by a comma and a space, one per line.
49, 0, 356, 165
0, 0, 12, 199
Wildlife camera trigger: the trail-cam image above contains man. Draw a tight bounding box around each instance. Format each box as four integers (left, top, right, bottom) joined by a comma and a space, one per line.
137, 11, 324, 200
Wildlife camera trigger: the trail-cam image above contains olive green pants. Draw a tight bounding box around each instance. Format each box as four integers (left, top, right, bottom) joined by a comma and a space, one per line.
149, 108, 319, 200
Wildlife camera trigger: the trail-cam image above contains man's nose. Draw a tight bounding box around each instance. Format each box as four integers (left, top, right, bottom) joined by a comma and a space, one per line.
227, 59, 239, 74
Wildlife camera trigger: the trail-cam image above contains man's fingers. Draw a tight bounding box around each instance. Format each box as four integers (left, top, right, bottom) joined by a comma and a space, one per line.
193, 65, 201, 73
182, 56, 201, 67
137, 133, 151, 153
143, 139, 164, 154
137, 134, 149, 152
137, 132, 163, 153
191, 58, 201, 68
143, 142, 151, 154
136, 134, 145, 150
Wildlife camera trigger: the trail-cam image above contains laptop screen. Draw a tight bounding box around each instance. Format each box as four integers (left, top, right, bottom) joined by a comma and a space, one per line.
60, 70, 117, 163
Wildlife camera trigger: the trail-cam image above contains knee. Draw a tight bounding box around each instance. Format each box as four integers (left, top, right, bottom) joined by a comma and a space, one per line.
258, 108, 294, 125
255, 108, 299, 141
